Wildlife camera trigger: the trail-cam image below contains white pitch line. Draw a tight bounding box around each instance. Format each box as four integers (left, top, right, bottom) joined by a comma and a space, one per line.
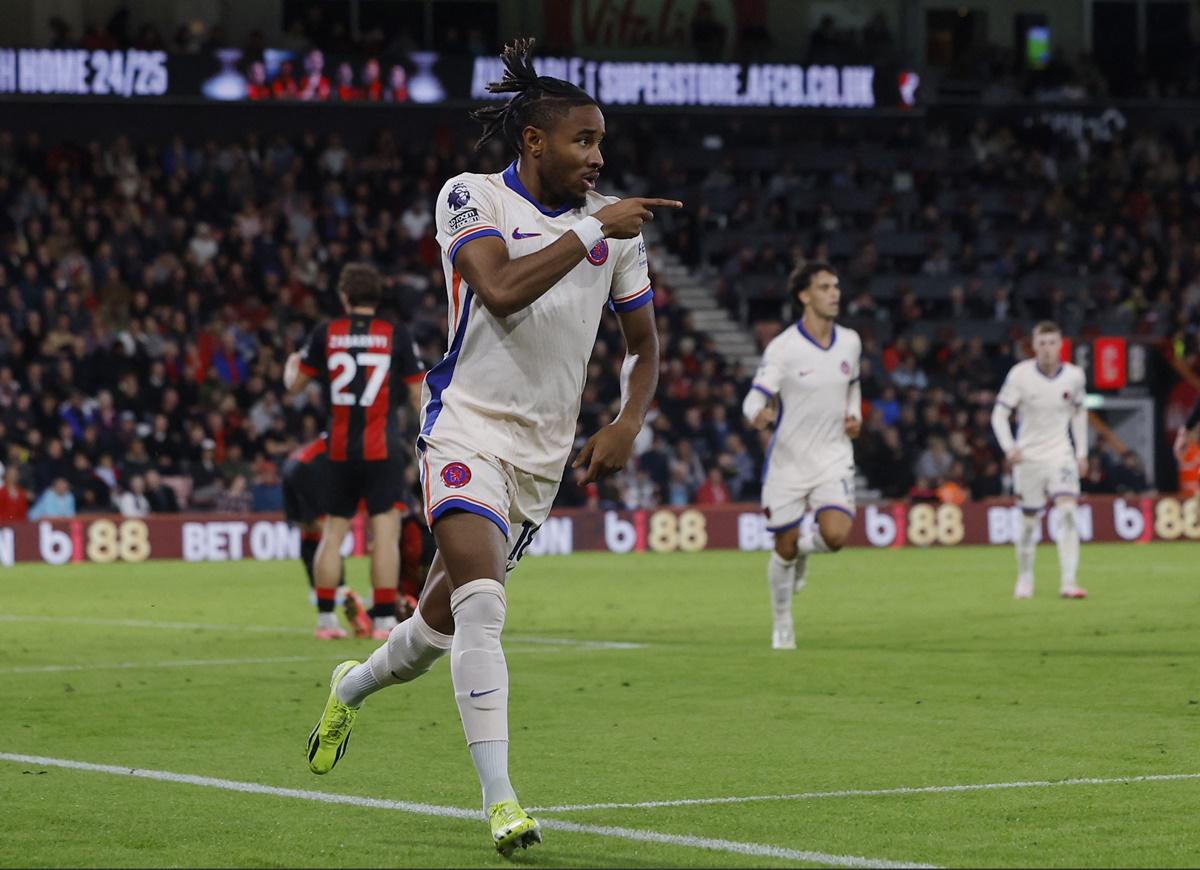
0, 753, 931, 869
0, 613, 313, 635
0, 614, 645, 650
528, 772, 1200, 813
0, 656, 327, 675
506, 635, 648, 650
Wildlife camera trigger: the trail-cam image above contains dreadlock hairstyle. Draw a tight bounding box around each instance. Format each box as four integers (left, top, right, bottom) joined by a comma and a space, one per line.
471, 37, 598, 154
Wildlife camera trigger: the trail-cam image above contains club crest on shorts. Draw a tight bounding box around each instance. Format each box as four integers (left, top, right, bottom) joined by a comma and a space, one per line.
586, 240, 609, 265
441, 462, 472, 488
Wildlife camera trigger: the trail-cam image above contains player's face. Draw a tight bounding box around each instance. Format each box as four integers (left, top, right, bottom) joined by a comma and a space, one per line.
800, 271, 840, 319
1033, 331, 1062, 368
539, 104, 605, 209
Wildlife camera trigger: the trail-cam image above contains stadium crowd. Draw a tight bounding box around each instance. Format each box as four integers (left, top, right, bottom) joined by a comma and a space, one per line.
0, 113, 1196, 521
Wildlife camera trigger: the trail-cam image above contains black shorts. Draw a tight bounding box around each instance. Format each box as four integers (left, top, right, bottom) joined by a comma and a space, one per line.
327, 458, 405, 519
282, 456, 328, 525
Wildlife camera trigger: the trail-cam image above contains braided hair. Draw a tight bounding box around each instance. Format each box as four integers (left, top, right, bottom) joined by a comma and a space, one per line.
471, 37, 598, 154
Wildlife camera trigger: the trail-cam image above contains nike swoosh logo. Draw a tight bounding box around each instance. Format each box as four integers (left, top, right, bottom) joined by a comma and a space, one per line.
511, 228, 541, 239
469, 688, 502, 698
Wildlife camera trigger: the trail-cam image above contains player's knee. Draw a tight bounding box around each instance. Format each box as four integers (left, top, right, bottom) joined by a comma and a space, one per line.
817, 516, 851, 551
1056, 499, 1078, 529
773, 535, 799, 561
449, 578, 506, 637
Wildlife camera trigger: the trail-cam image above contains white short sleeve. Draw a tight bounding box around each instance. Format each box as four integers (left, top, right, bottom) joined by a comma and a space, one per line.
435, 174, 504, 265
996, 369, 1022, 410
752, 339, 784, 397
608, 234, 653, 313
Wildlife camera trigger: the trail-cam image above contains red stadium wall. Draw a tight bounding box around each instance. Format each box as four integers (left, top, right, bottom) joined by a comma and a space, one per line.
1, 496, 1197, 565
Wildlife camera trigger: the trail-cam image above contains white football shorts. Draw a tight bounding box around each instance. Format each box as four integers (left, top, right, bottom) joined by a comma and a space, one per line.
417, 435, 560, 573
763, 474, 856, 533
1013, 459, 1080, 511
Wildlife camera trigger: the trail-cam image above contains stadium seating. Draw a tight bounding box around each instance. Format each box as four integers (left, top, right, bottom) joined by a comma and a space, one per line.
0, 112, 1196, 515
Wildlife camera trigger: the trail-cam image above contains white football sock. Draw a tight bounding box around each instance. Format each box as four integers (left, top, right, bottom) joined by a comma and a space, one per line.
767, 552, 796, 621
317, 612, 340, 631
470, 740, 518, 812
450, 579, 509, 743
450, 578, 514, 809
372, 615, 398, 633
336, 608, 452, 707
1056, 503, 1080, 589
1017, 512, 1038, 580
797, 530, 832, 555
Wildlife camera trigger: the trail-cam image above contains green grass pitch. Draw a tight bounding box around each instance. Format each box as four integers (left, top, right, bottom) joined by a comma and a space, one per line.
2, 542, 1198, 867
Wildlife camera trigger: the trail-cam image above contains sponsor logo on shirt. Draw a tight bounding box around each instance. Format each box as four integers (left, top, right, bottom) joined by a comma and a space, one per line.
447, 208, 481, 233
586, 240, 609, 266
447, 182, 471, 211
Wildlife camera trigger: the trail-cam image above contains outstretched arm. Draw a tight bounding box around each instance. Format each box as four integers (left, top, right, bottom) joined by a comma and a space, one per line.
454, 198, 682, 318
572, 303, 659, 485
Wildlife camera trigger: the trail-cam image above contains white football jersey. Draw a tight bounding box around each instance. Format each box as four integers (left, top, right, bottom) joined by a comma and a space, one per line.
995, 359, 1087, 463
424, 163, 651, 478
752, 322, 862, 493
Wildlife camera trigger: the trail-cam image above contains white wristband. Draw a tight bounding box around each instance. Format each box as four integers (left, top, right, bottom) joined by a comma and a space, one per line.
570, 215, 605, 252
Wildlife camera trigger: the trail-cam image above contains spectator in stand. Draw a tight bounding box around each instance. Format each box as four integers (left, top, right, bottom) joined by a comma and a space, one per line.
117, 474, 151, 517
0, 465, 29, 521
1108, 450, 1152, 495
719, 433, 756, 500
937, 465, 969, 506
907, 476, 939, 504
33, 438, 70, 494
665, 465, 692, 506
695, 467, 731, 504
29, 477, 75, 519
251, 459, 284, 512
915, 436, 954, 483
1172, 426, 1200, 497
215, 474, 253, 513
190, 439, 223, 508
143, 469, 180, 513
70, 452, 113, 513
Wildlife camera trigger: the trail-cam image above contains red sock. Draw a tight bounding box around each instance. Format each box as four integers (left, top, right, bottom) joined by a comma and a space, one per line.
372, 587, 397, 620
316, 586, 337, 614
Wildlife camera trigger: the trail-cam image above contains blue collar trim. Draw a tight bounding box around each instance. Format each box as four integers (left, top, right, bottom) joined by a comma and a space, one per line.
502, 161, 573, 217
796, 320, 836, 351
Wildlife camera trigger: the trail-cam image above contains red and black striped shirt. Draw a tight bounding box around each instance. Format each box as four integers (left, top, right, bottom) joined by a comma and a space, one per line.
288, 437, 327, 465
297, 315, 425, 462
